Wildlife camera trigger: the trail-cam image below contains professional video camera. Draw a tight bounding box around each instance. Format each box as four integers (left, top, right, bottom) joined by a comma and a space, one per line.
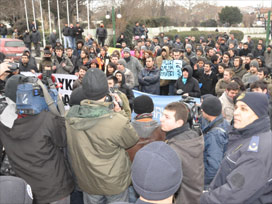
179, 95, 202, 135
0, 95, 7, 114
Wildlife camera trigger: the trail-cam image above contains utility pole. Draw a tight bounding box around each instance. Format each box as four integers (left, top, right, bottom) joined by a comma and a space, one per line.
48, 0, 52, 33
31, 0, 36, 29
112, 6, 116, 47
39, 0, 46, 47
266, 11, 271, 46
57, 0, 62, 44
66, 0, 70, 25
76, 0, 79, 22
24, 0, 29, 31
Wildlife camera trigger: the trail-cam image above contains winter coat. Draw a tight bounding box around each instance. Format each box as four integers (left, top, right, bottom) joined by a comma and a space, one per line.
96, 27, 107, 38
23, 33, 31, 44
68, 27, 75, 37
124, 56, 143, 87
133, 26, 142, 36
239, 48, 251, 57
65, 100, 139, 195
215, 78, 229, 97
156, 46, 172, 87
219, 91, 235, 123
0, 25, 7, 35
202, 115, 229, 185
232, 66, 247, 80
62, 26, 69, 36
74, 26, 84, 40
0, 111, 74, 203
174, 65, 201, 97
19, 60, 38, 73
120, 68, 135, 89
166, 123, 204, 204
138, 66, 160, 95
31, 30, 41, 43
252, 48, 264, 58
197, 70, 218, 96
201, 116, 272, 204
264, 51, 272, 69
52, 54, 74, 74
127, 121, 165, 162
49, 33, 57, 48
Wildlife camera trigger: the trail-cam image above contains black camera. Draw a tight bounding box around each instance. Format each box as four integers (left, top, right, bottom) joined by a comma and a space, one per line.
105, 87, 123, 109
0, 95, 8, 114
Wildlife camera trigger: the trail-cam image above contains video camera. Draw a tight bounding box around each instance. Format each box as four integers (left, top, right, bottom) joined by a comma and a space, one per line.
6, 63, 19, 73
105, 86, 123, 109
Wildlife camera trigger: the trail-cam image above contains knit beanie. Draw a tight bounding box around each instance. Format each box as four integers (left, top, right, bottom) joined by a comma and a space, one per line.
123, 47, 130, 53
236, 92, 269, 118
201, 96, 222, 116
82, 69, 109, 100
118, 59, 127, 67
0, 176, 33, 204
250, 60, 259, 69
134, 95, 154, 114
185, 44, 192, 50
132, 141, 182, 201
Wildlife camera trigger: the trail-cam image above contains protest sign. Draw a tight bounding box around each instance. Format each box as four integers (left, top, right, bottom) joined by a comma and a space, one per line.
108, 47, 121, 56
160, 60, 183, 80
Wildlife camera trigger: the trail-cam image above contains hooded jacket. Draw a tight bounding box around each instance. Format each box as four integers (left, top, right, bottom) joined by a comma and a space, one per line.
30, 30, 41, 44
166, 123, 204, 204
0, 111, 74, 203
53, 54, 74, 74
124, 55, 143, 87
201, 116, 272, 204
174, 65, 201, 97
65, 100, 139, 195
215, 78, 229, 97
138, 65, 160, 95
219, 91, 235, 123
156, 46, 172, 87
233, 66, 247, 79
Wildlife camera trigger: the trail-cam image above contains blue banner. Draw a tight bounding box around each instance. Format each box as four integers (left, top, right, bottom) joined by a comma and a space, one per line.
160, 60, 183, 80
132, 90, 200, 122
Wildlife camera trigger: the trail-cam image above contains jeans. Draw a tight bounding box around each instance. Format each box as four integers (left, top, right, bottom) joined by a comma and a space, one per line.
168, 80, 176, 95
128, 186, 138, 203
63, 36, 69, 49
1, 35, 6, 38
33, 43, 40, 57
83, 189, 129, 204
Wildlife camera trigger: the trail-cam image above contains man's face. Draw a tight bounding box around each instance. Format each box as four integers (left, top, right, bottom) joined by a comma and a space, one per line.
90, 63, 97, 68
267, 47, 271, 52
258, 71, 265, 80
234, 58, 240, 67
56, 49, 63, 57
146, 58, 154, 68
226, 89, 239, 100
173, 52, 180, 60
186, 47, 191, 53
257, 44, 262, 50
208, 49, 215, 57
243, 44, 248, 50
77, 43, 83, 49
223, 54, 229, 63
66, 49, 73, 57
245, 57, 251, 64
21, 56, 29, 64
117, 64, 124, 71
111, 57, 118, 64
107, 79, 114, 88
223, 71, 231, 82
123, 52, 130, 58
79, 69, 86, 78
204, 64, 211, 73
160, 109, 182, 132
182, 70, 189, 78
198, 61, 204, 68
116, 73, 122, 82
234, 101, 258, 129
196, 50, 202, 56
250, 66, 258, 74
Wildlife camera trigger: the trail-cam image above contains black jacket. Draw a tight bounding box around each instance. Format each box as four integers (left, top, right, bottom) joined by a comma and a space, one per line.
18, 60, 38, 72
31, 30, 41, 43
23, 33, 31, 44
62, 26, 69, 36
0, 26, 7, 35
197, 70, 218, 96
75, 26, 84, 39
174, 65, 201, 97
96, 27, 107, 38
0, 111, 74, 203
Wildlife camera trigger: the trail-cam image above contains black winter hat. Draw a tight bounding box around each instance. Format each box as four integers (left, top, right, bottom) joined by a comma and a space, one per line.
236, 92, 269, 118
0, 176, 33, 204
82, 69, 109, 100
134, 95, 154, 114
5, 75, 27, 103
201, 96, 222, 116
132, 141, 182, 201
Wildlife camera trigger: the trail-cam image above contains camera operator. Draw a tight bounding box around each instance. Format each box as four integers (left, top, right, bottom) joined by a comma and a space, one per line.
0, 74, 74, 203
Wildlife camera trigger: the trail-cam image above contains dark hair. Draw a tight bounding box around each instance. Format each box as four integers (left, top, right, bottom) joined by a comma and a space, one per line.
55, 46, 64, 51
106, 62, 117, 76
107, 75, 118, 84
226, 82, 240, 91
218, 63, 227, 69
211, 55, 219, 63
223, 51, 230, 58
234, 56, 243, 66
79, 66, 88, 72
250, 80, 268, 91
224, 68, 234, 76
164, 102, 188, 123
258, 67, 269, 76
231, 76, 246, 91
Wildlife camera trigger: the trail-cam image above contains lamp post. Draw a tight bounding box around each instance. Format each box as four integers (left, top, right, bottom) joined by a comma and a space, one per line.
106, 7, 121, 47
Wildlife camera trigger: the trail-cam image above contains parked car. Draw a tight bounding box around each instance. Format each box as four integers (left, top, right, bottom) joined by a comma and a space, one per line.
0, 38, 26, 61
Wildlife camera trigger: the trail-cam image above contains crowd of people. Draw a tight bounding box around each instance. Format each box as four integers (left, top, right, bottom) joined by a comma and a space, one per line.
0, 20, 271, 204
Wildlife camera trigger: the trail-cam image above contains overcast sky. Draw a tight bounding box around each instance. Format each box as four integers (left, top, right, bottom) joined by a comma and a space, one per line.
215, 0, 272, 8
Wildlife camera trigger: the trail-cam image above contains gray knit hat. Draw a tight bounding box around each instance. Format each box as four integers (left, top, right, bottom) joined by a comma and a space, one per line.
250, 60, 259, 69
185, 44, 192, 49
117, 59, 126, 67
132, 141, 182, 201
123, 47, 130, 53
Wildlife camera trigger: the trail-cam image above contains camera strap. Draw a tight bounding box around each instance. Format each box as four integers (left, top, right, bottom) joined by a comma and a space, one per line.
36, 79, 65, 117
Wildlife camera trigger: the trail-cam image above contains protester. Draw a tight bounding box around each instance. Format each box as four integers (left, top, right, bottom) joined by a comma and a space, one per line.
117, 58, 135, 89
31, 27, 41, 57
52, 46, 74, 74
161, 102, 204, 204
96, 23, 107, 47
